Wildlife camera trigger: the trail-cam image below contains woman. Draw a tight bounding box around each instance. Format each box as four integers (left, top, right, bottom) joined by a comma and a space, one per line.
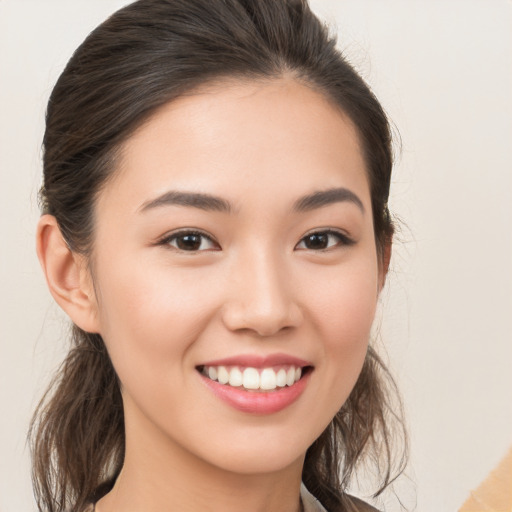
31, 0, 406, 511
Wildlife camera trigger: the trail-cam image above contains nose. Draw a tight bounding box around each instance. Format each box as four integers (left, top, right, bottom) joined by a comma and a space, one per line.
221, 250, 303, 337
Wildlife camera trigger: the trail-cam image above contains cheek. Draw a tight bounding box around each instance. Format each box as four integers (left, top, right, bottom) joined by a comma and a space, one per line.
325, 282, 377, 349
310, 256, 379, 347
93, 256, 217, 376
306, 257, 379, 408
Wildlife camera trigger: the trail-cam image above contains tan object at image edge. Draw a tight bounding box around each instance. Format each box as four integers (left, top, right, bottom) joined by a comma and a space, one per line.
459, 447, 512, 512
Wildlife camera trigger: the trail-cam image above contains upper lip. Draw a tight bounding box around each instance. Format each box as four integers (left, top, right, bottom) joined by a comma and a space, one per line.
198, 353, 312, 368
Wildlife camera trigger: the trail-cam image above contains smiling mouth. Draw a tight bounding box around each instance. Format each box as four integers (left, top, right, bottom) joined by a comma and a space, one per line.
196, 365, 312, 392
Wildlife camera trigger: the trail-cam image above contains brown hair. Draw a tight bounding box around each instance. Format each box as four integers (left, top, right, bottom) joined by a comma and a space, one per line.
30, 1, 407, 511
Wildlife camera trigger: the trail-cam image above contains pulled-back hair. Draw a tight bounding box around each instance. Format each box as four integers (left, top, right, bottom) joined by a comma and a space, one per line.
30, 1, 407, 511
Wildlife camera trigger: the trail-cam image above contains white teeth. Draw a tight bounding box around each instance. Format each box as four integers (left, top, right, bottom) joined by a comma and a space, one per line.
276, 368, 287, 387
243, 368, 260, 389
229, 367, 243, 387
202, 365, 305, 391
217, 366, 229, 385
286, 367, 295, 386
260, 368, 277, 390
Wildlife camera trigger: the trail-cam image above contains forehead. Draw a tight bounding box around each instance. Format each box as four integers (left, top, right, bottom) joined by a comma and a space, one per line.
99, 78, 370, 212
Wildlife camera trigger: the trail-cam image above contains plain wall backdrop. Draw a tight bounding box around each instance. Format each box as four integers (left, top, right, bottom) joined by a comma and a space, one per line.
1, 1, 511, 511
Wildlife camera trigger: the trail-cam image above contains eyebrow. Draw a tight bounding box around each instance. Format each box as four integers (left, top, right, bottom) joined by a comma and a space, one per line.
293, 187, 365, 214
139, 190, 231, 213
139, 187, 364, 215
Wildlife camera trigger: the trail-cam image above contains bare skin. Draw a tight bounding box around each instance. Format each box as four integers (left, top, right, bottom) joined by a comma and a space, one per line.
37, 78, 387, 512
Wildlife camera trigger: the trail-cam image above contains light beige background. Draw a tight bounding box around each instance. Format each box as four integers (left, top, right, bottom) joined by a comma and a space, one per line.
1, 1, 511, 511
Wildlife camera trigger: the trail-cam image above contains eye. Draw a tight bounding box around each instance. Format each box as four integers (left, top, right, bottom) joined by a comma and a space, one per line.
159, 230, 219, 252
295, 230, 354, 251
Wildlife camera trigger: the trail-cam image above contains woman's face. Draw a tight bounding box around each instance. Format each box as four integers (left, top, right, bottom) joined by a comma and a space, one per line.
89, 79, 384, 475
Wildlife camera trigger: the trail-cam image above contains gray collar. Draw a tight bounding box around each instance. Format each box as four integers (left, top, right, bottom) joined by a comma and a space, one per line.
300, 483, 328, 512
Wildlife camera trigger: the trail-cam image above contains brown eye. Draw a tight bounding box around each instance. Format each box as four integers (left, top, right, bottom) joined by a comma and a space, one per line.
295, 230, 354, 251
304, 233, 329, 250
176, 234, 203, 251
162, 231, 218, 252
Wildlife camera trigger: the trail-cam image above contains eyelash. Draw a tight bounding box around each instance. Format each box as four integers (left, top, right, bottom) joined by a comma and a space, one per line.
157, 230, 219, 252
157, 228, 354, 253
295, 229, 355, 251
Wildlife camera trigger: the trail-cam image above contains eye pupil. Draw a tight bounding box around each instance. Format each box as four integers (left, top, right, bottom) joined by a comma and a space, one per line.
177, 234, 202, 250
305, 233, 328, 249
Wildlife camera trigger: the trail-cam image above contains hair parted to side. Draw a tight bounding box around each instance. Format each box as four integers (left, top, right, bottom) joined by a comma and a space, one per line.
30, 1, 407, 511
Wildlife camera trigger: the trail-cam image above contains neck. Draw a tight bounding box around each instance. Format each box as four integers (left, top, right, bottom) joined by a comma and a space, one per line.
97, 402, 304, 512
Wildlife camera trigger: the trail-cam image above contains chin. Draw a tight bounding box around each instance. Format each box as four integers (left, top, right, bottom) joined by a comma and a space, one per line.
208, 446, 306, 476
189, 425, 320, 476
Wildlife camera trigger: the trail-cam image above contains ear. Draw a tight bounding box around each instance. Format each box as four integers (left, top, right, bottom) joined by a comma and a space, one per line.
378, 237, 392, 292
36, 215, 100, 333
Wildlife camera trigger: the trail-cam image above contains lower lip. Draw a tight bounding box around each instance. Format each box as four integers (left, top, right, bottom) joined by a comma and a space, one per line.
199, 371, 311, 414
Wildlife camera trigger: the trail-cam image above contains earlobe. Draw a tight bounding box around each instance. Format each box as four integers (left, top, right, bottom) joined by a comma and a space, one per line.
36, 215, 100, 333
